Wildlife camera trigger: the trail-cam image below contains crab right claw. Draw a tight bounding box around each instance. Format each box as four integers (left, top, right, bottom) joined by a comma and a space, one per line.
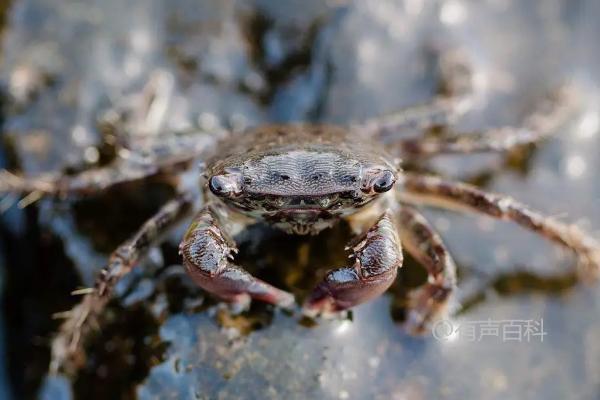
180, 205, 296, 309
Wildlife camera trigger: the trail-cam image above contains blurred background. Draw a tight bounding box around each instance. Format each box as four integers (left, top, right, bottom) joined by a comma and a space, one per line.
0, 0, 599, 399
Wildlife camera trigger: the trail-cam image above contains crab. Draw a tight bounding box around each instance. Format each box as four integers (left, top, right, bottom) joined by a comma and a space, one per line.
2, 53, 599, 375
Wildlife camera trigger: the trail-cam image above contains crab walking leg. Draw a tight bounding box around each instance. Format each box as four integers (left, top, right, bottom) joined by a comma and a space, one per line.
304, 212, 403, 314
395, 86, 578, 157
0, 157, 193, 201
180, 205, 295, 308
355, 98, 469, 137
399, 173, 600, 279
354, 49, 474, 137
396, 127, 554, 157
0, 125, 220, 200
397, 204, 457, 334
50, 192, 194, 374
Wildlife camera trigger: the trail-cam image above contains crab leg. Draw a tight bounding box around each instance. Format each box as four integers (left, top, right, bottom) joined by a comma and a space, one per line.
355, 98, 469, 136
355, 49, 474, 137
0, 128, 220, 203
0, 156, 195, 202
397, 204, 457, 334
394, 86, 577, 157
50, 192, 194, 374
180, 205, 295, 309
399, 173, 600, 279
304, 212, 403, 314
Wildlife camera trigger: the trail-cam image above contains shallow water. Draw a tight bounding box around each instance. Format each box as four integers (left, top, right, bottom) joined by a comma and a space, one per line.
0, 1, 599, 399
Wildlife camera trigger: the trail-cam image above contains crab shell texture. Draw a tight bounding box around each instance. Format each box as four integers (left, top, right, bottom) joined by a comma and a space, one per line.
204, 125, 399, 235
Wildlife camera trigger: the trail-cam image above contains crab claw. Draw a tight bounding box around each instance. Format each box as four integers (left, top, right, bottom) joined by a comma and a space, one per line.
303, 212, 402, 317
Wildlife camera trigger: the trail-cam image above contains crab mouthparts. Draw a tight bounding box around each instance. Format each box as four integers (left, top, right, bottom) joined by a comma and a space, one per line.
277, 195, 338, 209
286, 199, 320, 209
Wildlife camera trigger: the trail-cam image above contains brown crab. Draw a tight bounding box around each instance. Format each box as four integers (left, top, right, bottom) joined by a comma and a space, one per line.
2, 55, 599, 374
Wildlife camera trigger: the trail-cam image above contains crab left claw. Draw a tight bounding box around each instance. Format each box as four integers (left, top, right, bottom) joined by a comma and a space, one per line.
303, 212, 403, 316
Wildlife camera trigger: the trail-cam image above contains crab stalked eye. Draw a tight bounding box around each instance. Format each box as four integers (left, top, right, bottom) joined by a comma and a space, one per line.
373, 170, 395, 193
361, 167, 396, 194
208, 173, 242, 197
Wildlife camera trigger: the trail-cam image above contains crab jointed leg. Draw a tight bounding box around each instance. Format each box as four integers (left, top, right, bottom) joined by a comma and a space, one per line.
356, 96, 470, 137
0, 156, 195, 203
0, 128, 218, 203
50, 192, 194, 374
397, 204, 457, 334
355, 49, 475, 137
304, 212, 403, 314
399, 173, 600, 279
394, 86, 578, 158
180, 204, 295, 309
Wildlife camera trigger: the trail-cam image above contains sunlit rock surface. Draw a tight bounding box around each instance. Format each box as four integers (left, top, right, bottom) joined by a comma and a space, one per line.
0, 0, 599, 399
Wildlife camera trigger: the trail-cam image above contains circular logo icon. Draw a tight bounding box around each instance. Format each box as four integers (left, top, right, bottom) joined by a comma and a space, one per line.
432, 319, 456, 341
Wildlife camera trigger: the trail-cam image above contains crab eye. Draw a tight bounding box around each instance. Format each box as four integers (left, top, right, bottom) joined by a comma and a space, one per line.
373, 170, 395, 193
361, 168, 396, 194
208, 174, 242, 197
